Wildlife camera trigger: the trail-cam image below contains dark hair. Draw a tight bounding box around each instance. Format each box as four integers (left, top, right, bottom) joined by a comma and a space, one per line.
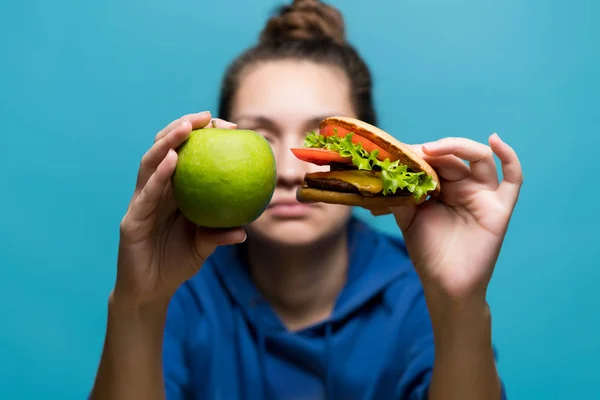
217, 0, 377, 126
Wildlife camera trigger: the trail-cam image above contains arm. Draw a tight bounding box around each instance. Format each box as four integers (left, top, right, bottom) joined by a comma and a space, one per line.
426, 296, 503, 400
393, 283, 504, 400
90, 294, 170, 400
390, 135, 522, 399
89, 112, 245, 400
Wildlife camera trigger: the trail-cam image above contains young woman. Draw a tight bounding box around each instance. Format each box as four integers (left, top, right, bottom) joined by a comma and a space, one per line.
91, 1, 522, 399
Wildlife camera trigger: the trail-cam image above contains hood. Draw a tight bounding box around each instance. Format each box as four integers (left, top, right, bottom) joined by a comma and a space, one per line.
211, 217, 412, 399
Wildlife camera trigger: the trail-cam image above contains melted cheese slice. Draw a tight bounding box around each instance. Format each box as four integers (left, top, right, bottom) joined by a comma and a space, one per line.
305, 170, 383, 195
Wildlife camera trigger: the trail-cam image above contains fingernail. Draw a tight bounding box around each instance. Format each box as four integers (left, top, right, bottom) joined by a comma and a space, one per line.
180, 119, 190, 127
238, 231, 247, 243
216, 119, 237, 128
198, 111, 211, 117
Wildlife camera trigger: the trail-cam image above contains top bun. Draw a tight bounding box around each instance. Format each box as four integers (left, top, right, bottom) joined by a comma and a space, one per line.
320, 116, 442, 197
260, 0, 346, 45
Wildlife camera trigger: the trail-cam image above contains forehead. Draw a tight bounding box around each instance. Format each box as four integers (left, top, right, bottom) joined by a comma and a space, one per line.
230, 60, 355, 125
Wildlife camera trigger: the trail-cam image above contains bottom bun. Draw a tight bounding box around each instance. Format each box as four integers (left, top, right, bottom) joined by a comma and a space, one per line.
296, 187, 426, 207
368, 207, 393, 216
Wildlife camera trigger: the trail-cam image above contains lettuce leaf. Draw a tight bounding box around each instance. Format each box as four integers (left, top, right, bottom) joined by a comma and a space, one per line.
303, 131, 437, 200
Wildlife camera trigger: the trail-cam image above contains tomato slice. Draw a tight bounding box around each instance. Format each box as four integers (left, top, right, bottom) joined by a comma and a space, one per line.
290, 148, 352, 166
320, 124, 396, 161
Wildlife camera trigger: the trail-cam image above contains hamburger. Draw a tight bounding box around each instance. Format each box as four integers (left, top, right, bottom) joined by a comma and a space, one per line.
291, 117, 440, 211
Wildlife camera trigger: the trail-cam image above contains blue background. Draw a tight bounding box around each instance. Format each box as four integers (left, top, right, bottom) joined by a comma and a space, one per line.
1, 0, 598, 398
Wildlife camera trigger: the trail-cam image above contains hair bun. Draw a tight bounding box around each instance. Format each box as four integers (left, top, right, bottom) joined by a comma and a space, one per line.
260, 0, 346, 45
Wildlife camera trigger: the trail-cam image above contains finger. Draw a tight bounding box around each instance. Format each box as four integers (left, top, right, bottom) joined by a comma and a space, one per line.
194, 227, 247, 259
143, 116, 234, 192
208, 118, 237, 129
155, 111, 212, 142
489, 133, 524, 204
136, 119, 193, 193
408, 144, 471, 182
408, 144, 425, 157
129, 149, 178, 223
423, 137, 499, 186
197, 227, 247, 245
422, 154, 471, 182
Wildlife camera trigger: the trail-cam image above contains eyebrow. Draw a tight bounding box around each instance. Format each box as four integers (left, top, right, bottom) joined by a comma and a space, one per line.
234, 115, 280, 132
234, 114, 339, 133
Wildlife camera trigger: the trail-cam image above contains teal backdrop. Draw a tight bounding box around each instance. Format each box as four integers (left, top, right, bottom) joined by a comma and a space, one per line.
1, 0, 598, 398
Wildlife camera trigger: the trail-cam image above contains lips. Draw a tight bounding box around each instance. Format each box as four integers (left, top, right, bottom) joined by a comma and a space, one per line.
267, 197, 316, 218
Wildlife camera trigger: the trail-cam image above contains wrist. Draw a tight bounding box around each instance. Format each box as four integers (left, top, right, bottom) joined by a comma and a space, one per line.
111, 277, 175, 308
420, 285, 490, 327
108, 290, 171, 323
421, 282, 488, 314
424, 291, 493, 349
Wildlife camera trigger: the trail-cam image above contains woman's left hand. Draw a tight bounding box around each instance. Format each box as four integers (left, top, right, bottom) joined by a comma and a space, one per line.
389, 133, 523, 304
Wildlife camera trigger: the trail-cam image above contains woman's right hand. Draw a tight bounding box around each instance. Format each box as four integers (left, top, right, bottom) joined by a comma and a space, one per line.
114, 111, 247, 307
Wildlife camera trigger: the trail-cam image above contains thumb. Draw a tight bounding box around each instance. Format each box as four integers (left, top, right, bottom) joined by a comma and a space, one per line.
389, 205, 417, 233
194, 226, 247, 258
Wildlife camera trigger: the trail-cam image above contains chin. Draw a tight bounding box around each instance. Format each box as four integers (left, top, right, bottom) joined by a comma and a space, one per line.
246, 204, 352, 247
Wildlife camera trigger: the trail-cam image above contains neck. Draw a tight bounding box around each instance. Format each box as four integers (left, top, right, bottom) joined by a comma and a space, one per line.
246, 230, 349, 332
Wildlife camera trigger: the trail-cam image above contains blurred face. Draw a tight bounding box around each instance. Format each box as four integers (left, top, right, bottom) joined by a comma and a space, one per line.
230, 60, 355, 247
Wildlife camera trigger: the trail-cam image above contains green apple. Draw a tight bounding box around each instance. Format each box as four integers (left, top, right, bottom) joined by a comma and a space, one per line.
171, 127, 277, 228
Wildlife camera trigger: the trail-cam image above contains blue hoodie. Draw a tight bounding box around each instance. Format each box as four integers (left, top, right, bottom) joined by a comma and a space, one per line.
162, 217, 506, 399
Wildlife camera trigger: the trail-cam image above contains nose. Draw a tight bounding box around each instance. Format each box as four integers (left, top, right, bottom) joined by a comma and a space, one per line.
275, 135, 307, 188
